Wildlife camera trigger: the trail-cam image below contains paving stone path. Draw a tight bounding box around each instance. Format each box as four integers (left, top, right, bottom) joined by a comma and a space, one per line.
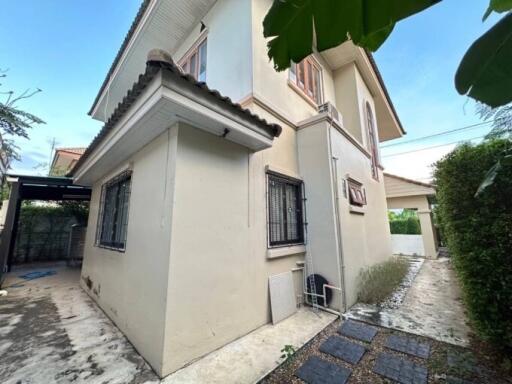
295, 356, 351, 384
295, 320, 434, 384
338, 320, 378, 343
319, 336, 366, 364
373, 352, 428, 384
385, 334, 431, 359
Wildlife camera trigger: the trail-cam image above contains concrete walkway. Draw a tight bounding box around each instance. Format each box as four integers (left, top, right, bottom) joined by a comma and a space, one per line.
0, 265, 335, 383
345, 257, 471, 347
0, 265, 158, 384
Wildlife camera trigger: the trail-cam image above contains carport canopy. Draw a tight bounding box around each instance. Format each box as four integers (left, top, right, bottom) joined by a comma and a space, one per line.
0, 174, 91, 284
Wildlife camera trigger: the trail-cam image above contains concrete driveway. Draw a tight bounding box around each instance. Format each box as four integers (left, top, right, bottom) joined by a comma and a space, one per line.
0, 265, 159, 384
345, 257, 472, 347
0, 264, 335, 384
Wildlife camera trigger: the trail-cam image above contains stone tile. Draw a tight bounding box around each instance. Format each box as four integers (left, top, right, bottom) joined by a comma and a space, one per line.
385, 334, 431, 358
338, 320, 378, 343
295, 356, 351, 384
446, 350, 483, 375
319, 336, 366, 364
373, 352, 428, 384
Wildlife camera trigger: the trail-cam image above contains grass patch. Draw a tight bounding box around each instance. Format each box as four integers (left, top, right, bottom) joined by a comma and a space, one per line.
357, 256, 409, 304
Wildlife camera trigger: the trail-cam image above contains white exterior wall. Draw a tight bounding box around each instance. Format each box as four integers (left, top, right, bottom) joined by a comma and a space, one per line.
81, 127, 178, 374
173, 0, 253, 103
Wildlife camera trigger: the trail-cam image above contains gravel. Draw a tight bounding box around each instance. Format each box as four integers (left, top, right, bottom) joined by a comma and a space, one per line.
259, 318, 509, 384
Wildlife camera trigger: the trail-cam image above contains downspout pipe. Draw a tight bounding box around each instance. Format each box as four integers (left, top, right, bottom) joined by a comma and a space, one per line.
327, 122, 348, 313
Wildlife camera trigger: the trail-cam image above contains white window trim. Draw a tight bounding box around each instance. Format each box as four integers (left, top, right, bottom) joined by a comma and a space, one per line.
177, 30, 208, 81
288, 55, 324, 107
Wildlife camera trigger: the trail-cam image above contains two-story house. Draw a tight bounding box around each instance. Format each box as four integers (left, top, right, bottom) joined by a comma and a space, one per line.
70, 0, 405, 377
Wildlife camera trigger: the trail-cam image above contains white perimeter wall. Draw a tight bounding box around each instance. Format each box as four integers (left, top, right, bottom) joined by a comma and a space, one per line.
391, 234, 425, 256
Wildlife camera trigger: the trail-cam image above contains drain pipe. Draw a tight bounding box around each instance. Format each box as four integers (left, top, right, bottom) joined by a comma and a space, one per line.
327, 123, 348, 313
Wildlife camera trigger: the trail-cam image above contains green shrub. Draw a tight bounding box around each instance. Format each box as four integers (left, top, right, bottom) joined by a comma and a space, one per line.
434, 139, 512, 350
389, 216, 421, 235
357, 257, 409, 304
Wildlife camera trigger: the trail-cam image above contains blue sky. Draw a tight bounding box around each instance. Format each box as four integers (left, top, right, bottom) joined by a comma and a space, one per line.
1, 0, 500, 179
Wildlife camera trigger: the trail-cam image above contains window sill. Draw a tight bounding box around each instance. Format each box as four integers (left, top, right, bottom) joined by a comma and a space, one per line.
96, 244, 126, 253
267, 244, 306, 259
287, 80, 319, 109
349, 205, 366, 215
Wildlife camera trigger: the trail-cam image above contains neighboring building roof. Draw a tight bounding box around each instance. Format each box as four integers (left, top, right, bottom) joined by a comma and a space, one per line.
71, 51, 282, 177
365, 51, 405, 135
50, 147, 86, 176
384, 173, 436, 198
56, 147, 87, 156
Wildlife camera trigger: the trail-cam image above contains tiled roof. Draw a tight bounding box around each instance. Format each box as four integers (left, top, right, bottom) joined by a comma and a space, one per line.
70, 50, 282, 177
57, 147, 87, 155
365, 50, 405, 135
88, 0, 152, 116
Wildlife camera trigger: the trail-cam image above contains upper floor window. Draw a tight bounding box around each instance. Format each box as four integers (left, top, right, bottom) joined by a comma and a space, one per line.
348, 179, 366, 207
365, 102, 379, 180
179, 38, 207, 82
289, 56, 322, 105
267, 173, 304, 247
96, 171, 132, 251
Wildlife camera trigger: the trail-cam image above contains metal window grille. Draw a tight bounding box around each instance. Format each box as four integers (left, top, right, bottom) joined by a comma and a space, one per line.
95, 170, 132, 251
267, 173, 304, 247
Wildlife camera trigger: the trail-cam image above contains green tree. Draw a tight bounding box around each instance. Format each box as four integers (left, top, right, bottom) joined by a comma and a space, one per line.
263, 0, 512, 107
0, 70, 45, 163
477, 103, 512, 140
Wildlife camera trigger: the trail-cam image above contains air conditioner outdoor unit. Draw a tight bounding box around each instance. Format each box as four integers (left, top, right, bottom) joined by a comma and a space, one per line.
318, 102, 343, 127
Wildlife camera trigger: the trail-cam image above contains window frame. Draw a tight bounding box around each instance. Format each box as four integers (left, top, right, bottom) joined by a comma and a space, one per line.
289, 56, 323, 106
95, 170, 133, 252
365, 102, 380, 181
347, 179, 367, 207
178, 34, 208, 82
266, 172, 305, 248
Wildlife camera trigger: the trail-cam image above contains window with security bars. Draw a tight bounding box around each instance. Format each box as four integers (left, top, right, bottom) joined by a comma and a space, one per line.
267, 173, 304, 247
96, 171, 132, 250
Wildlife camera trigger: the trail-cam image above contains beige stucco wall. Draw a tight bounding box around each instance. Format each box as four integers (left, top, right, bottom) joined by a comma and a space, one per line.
332, 130, 391, 308
251, 0, 337, 124
160, 121, 305, 375
80, 127, 178, 375
298, 119, 392, 310
387, 195, 438, 258
80, 0, 401, 377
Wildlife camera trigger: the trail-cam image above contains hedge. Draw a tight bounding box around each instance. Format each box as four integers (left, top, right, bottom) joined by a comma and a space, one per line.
389, 216, 421, 235
434, 139, 512, 350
